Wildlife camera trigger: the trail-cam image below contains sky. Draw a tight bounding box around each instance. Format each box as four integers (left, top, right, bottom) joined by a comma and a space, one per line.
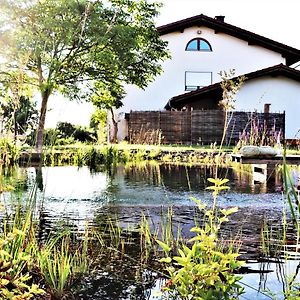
46, 0, 300, 127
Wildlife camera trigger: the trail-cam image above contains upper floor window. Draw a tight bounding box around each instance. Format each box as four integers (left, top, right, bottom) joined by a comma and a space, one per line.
185, 38, 212, 51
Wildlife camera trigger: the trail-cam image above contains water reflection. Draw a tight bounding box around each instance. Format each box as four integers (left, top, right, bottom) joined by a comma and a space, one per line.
2, 163, 290, 219
1, 162, 300, 299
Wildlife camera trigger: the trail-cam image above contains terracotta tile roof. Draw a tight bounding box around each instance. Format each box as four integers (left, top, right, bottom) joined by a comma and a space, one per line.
157, 14, 300, 65
165, 64, 300, 110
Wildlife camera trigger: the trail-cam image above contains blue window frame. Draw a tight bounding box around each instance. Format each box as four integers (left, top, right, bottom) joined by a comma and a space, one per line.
185, 38, 212, 51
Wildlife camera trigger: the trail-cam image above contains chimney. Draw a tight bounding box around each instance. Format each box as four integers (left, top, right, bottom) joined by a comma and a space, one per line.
215, 15, 225, 22
264, 103, 271, 114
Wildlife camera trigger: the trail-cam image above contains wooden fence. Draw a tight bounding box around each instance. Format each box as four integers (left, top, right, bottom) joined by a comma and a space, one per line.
127, 110, 285, 145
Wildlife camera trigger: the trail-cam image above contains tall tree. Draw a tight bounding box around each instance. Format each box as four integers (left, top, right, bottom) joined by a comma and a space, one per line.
0, 0, 169, 152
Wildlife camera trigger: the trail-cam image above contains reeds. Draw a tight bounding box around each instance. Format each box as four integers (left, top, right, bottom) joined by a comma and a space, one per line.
0, 170, 92, 300
35, 232, 89, 299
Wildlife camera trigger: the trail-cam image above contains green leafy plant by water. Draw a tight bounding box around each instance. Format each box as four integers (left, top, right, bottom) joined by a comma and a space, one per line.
158, 179, 244, 300
34, 232, 89, 299
0, 229, 44, 299
0, 197, 44, 299
280, 157, 300, 299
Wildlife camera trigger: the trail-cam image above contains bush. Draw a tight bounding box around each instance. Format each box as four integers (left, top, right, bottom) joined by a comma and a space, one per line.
42, 123, 96, 146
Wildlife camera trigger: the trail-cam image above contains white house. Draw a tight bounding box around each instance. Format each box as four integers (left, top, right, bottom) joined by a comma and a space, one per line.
118, 14, 300, 140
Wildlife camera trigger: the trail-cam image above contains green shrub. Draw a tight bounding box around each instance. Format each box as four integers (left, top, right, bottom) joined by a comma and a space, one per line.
43, 123, 96, 146
0, 137, 20, 165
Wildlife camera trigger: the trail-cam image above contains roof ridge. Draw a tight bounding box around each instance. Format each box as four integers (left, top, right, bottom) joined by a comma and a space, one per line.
157, 14, 300, 65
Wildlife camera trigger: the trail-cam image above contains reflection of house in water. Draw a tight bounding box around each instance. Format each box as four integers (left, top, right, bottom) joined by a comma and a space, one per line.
123, 163, 233, 192
121, 162, 284, 194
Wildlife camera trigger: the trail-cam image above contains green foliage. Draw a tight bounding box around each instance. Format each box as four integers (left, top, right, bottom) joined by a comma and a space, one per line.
0, 232, 44, 299
0, 137, 20, 165
34, 232, 89, 299
57, 122, 95, 143
90, 108, 108, 144
218, 70, 245, 111
0, 95, 38, 138
281, 155, 300, 299
91, 81, 125, 111
90, 109, 108, 129
0, 0, 169, 150
282, 155, 300, 231
42, 122, 96, 146
218, 70, 245, 151
158, 179, 244, 300
0, 201, 45, 299
0, 168, 91, 299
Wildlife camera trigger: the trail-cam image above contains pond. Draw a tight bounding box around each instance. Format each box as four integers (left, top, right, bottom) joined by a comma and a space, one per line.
1, 162, 300, 299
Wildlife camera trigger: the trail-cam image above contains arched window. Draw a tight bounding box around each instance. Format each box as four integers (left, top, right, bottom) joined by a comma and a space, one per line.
185, 38, 212, 51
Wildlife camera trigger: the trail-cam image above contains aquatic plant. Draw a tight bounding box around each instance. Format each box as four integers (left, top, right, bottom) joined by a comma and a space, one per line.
0, 167, 93, 299
279, 154, 300, 298
34, 231, 90, 299
157, 178, 244, 300
0, 231, 44, 299
0, 191, 44, 299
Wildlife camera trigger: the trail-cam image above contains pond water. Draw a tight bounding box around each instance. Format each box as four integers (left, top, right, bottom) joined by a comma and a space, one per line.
2, 162, 300, 299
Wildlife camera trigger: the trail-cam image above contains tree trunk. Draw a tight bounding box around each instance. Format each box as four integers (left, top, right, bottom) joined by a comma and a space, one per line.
34, 90, 50, 153
110, 108, 118, 143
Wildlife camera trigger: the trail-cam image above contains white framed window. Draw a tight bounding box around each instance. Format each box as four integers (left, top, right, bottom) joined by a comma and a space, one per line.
185, 71, 212, 91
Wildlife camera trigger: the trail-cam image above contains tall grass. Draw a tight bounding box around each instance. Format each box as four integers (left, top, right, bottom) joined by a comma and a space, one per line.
0, 170, 91, 300
34, 231, 89, 299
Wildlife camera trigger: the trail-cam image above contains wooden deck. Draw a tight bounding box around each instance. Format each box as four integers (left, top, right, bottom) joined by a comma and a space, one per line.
231, 154, 300, 165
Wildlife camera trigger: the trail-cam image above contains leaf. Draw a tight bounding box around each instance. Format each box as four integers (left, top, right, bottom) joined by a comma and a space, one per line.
206, 186, 216, 190
0, 278, 9, 286
173, 256, 187, 266
178, 248, 186, 258
190, 197, 206, 210
219, 178, 229, 185
207, 178, 218, 184
160, 257, 172, 263
222, 207, 238, 216
218, 186, 230, 191
156, 240, 171, 253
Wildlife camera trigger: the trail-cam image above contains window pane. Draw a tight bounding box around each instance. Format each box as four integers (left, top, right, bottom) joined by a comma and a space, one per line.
185, 72, 212, 90
186, 39, 198, 50
200, 39, 211, 50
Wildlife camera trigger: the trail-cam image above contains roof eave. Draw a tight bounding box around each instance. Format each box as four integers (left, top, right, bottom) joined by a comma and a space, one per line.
157, 15, 300, 65
166, 64, 300, 110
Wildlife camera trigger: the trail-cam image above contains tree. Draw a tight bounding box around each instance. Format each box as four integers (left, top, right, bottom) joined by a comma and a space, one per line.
91, 80, 125, 143
90, 108, 108, 144
0, 0, 169, 152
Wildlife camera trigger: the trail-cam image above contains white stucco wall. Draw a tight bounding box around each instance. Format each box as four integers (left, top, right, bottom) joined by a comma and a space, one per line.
121, 26, 285, 113
235, 76, 300, 139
